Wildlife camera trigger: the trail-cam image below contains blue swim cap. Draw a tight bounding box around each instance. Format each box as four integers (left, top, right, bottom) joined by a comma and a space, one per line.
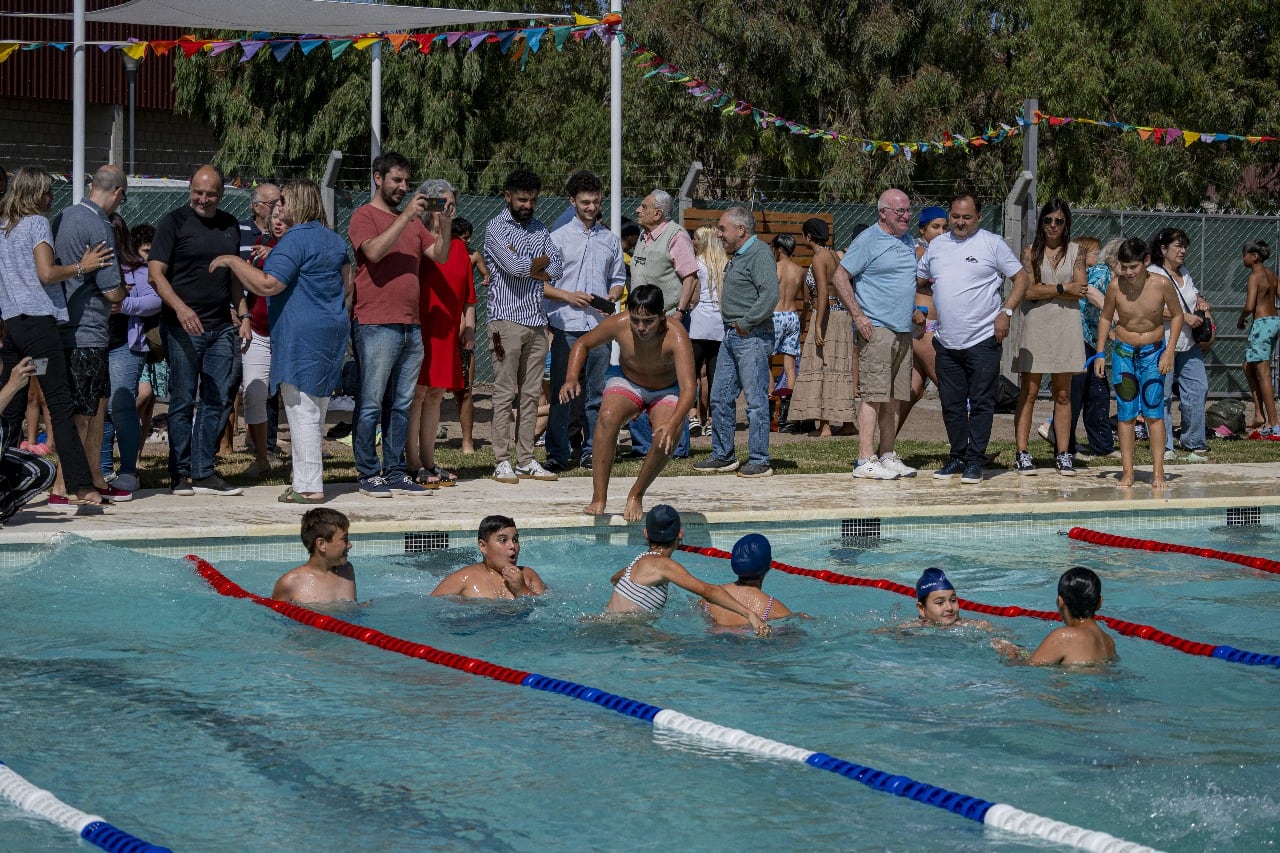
915, 567, 954, 600
918, 206, 947, 228
731, 534, 772, 579
645, 504, 682, 544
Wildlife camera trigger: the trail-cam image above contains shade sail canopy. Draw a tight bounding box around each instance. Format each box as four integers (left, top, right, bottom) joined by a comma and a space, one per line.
19, 0, 566, 35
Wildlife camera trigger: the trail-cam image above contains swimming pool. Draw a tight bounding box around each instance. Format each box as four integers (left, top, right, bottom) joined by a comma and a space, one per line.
1, 513, 1276, 851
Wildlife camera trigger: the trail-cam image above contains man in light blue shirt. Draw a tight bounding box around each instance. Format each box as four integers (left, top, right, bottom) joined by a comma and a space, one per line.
545, 170, 625, 472
832, 188, 919, 481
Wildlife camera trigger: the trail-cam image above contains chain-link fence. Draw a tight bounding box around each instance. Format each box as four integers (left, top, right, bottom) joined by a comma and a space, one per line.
51, 183, 1274, 396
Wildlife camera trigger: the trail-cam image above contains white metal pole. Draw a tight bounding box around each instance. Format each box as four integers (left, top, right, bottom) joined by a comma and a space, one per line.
609, 2, 622, 234
371, 41, 383, 194
73, 0, 86, 202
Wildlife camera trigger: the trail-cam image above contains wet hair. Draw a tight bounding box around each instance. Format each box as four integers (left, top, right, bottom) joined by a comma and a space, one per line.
1116, 237, 1149, 265
452, 216, 474, 243
1029, 199, 1073, 285
1058, 566, 1102, 619
503, 168, 542, 194
129, 222, 155, 249
0, 165, 53, 234
301, 508, 349, 555
802, 217, 830, 244
950, 192, 982, 214
628, 283, 665, 316
372, 151, 410, 180
478, 514, 517, 542
1244, 240, 1271, 261
1149, 228, 1190, 268
771, 234, 795, 256
565, 169, 602, 198
109, 213, 144, 272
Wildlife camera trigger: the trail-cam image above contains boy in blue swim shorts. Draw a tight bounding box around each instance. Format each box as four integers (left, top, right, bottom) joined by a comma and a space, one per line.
1095, 238, 1183, 488
1237, 240, 1280, 437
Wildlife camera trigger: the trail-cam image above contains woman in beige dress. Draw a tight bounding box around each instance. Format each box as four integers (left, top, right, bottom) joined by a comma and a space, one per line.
788, 219, 858, 435
1011, 199, 1087, 476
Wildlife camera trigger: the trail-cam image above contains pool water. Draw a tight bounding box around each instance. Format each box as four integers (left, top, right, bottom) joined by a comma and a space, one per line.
1, 523, 1277, 852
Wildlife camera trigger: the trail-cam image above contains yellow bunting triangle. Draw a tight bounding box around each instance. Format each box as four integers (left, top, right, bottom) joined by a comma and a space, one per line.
121, 42, 147, 61
1182, 131, 1200, 147
354, 37, 381, 51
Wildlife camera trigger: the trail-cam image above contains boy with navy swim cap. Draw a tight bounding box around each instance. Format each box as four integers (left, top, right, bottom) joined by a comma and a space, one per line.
701, 533, 797, 628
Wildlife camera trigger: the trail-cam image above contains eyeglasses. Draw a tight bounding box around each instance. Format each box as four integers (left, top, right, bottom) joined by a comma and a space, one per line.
881, 206, 911, 217
1042, 216, 1065, 225
254, 199, 280, 208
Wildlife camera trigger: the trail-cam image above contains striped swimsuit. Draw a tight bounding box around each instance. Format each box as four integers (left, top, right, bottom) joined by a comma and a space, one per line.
612, 552, 668, 613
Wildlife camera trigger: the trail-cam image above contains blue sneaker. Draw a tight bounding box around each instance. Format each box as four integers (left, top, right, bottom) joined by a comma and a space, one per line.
932, 459, 965, 479
388, 473, 433, 495
358, 475, 393, 498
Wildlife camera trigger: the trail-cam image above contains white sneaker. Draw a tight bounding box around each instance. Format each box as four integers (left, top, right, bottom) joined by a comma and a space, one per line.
1163, 450, 1177, 462
852, 456, 899, 480
492, 461, 519, 484
878, 452, 917, 478
515, 459, 558, 481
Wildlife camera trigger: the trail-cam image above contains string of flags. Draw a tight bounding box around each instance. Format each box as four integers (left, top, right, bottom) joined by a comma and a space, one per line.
1026, 110, 1280, 147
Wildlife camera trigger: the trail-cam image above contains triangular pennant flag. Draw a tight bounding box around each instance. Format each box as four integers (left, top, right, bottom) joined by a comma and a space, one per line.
496, 31, 518, 53
1182, 131, 1200, 147
208, 41, 235, 56
573, 13, 600, 25
0, 43, 19, 64
299, 39, 324, 55
270, 40, 294, 62
97, 44, 115, 53
179, 40, 204, 58
354, 37, 381, 51
524, 28, 544, 52
47, 42, 69, 51
553, 26, 571, 50
1165, 128, 1182, 144
466, 32, 489, 53
121, 41, 148, 60
445, 32, 464, 47
385, 33, 409, 52
411, 34, 434, 55
330, 39, 352, 59
1137, 128, 1153, 141
240, 41, 264, 62
150, 40, 176, 55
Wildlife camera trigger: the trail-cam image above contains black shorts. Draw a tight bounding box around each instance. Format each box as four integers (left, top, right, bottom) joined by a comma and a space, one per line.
65, 347, 109, 416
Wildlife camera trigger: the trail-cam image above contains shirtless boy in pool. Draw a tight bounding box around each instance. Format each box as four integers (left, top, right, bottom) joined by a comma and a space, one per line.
560, 284, 696, 521
994, 566, 1117, 666
431, 515, 546, 599
272, 509, 357, 604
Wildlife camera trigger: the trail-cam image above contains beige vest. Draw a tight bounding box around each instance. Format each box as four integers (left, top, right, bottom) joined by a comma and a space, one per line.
630, 220, 683, 314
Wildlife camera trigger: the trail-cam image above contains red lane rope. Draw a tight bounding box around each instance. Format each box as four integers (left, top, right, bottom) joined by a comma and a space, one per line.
677, 544, 1220, 658
1068, 526, 1280, 577
186, 556, 531, 685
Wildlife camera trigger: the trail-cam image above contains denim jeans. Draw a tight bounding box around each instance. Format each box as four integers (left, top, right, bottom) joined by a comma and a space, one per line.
547, 327, 609, 464
165, 323, 241, 482
353, 321, 423, 480
933, 336, 1002, 465
1165, 347, 1208, 451
709, 324, 773, 467
105, 343, 146, 476
1068, 343, 1114, 455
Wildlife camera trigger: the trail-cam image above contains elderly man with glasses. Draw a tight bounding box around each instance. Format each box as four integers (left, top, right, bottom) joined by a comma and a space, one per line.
831, 188, 920, 481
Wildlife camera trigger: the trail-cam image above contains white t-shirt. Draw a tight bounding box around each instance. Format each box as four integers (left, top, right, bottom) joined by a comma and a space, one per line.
917, 229, 1022, 350
688, 259, 725, 341
1147, 264, 1198, 353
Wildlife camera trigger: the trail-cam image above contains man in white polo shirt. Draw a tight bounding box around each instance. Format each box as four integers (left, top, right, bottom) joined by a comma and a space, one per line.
916, 193, 1029, 484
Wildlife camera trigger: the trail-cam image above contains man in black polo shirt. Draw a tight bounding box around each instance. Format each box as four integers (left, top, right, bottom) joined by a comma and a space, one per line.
148, 164, 249, 496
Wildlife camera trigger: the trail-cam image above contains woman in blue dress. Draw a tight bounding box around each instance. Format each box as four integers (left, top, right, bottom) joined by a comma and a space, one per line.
212, 179, 350, 503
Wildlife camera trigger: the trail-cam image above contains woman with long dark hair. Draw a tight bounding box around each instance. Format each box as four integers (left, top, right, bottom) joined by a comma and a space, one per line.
1011, 199, 1087, 475
1150, 228, 1211, 458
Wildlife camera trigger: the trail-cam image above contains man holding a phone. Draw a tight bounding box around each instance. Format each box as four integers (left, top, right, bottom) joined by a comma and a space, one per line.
544, 170, 626, 473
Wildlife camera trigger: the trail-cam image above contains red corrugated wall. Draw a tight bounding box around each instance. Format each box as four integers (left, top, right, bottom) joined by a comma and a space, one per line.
0, 1, 183, 108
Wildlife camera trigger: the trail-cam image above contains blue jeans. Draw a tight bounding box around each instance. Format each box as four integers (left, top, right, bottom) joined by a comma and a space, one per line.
353, 321, 423, 480
1068, 343, 1114, 455
165, 323, 241, 482
547, 327, 609, 465
933, 336, 1002, 465
103, 344, 145, 476
709, 324, 773, 467
1165, 347, 1208, 451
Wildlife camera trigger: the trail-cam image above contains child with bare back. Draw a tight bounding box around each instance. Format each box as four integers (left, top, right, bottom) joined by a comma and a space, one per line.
431, 515, 546, 599
272, 509, 357, 604
1094, 237, 1183, 488
1237, 240, 1280, 437
993, 567, 1117, 666
560, 284, 696, 521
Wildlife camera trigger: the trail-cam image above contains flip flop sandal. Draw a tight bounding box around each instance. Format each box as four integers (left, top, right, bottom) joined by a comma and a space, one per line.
422, 464, 457, 486
278, 487, 324, 504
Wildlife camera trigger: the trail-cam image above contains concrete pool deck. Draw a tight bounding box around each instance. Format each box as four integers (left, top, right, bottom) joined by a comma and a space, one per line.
4, 459, 1278, 545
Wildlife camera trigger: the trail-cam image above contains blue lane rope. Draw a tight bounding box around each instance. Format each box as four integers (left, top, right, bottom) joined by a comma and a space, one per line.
191, 556, 1162, 852
0, 761, 171, 852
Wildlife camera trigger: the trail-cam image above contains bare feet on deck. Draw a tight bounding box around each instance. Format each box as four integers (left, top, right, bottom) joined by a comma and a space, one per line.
583, 500, 607, 516
1117, 474, 1135, 488
622, 496, 644, 522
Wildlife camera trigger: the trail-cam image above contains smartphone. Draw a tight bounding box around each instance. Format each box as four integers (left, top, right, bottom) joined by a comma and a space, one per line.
32, 358, 48, 376
419, 196, 447, 213
588, 295, 615, 315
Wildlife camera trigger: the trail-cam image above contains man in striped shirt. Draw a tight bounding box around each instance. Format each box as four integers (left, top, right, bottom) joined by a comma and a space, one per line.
483, 168, 565, 484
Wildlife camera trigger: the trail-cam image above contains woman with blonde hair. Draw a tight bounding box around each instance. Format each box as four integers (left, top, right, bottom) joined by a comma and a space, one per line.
211, 178, 351, 503
0, 165, 114, 506
687, 225, 726, 434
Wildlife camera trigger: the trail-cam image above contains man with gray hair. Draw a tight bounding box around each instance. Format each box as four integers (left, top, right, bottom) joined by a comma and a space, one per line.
694, 206, 779, 477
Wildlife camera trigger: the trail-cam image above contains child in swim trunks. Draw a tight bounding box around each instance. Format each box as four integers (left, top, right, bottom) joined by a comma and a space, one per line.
1094, 238, 1183, 488
993, 567, 1117, 666
1237, 240, 1280, 437
272, 508, 357, 604
431, 515, 546, 599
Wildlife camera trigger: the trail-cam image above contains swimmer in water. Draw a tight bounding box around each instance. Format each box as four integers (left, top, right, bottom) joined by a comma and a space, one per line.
272, 508, 357, 604
700, 533, 798, 628
907, 567, 992, 630
604, 504, 771, 637
431, 515, 546, 599
993, 566, 1117, 665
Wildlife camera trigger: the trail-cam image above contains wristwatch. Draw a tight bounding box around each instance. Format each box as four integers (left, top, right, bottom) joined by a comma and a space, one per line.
1001, 307, 1014, 317
1056, 283, 1065, 294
